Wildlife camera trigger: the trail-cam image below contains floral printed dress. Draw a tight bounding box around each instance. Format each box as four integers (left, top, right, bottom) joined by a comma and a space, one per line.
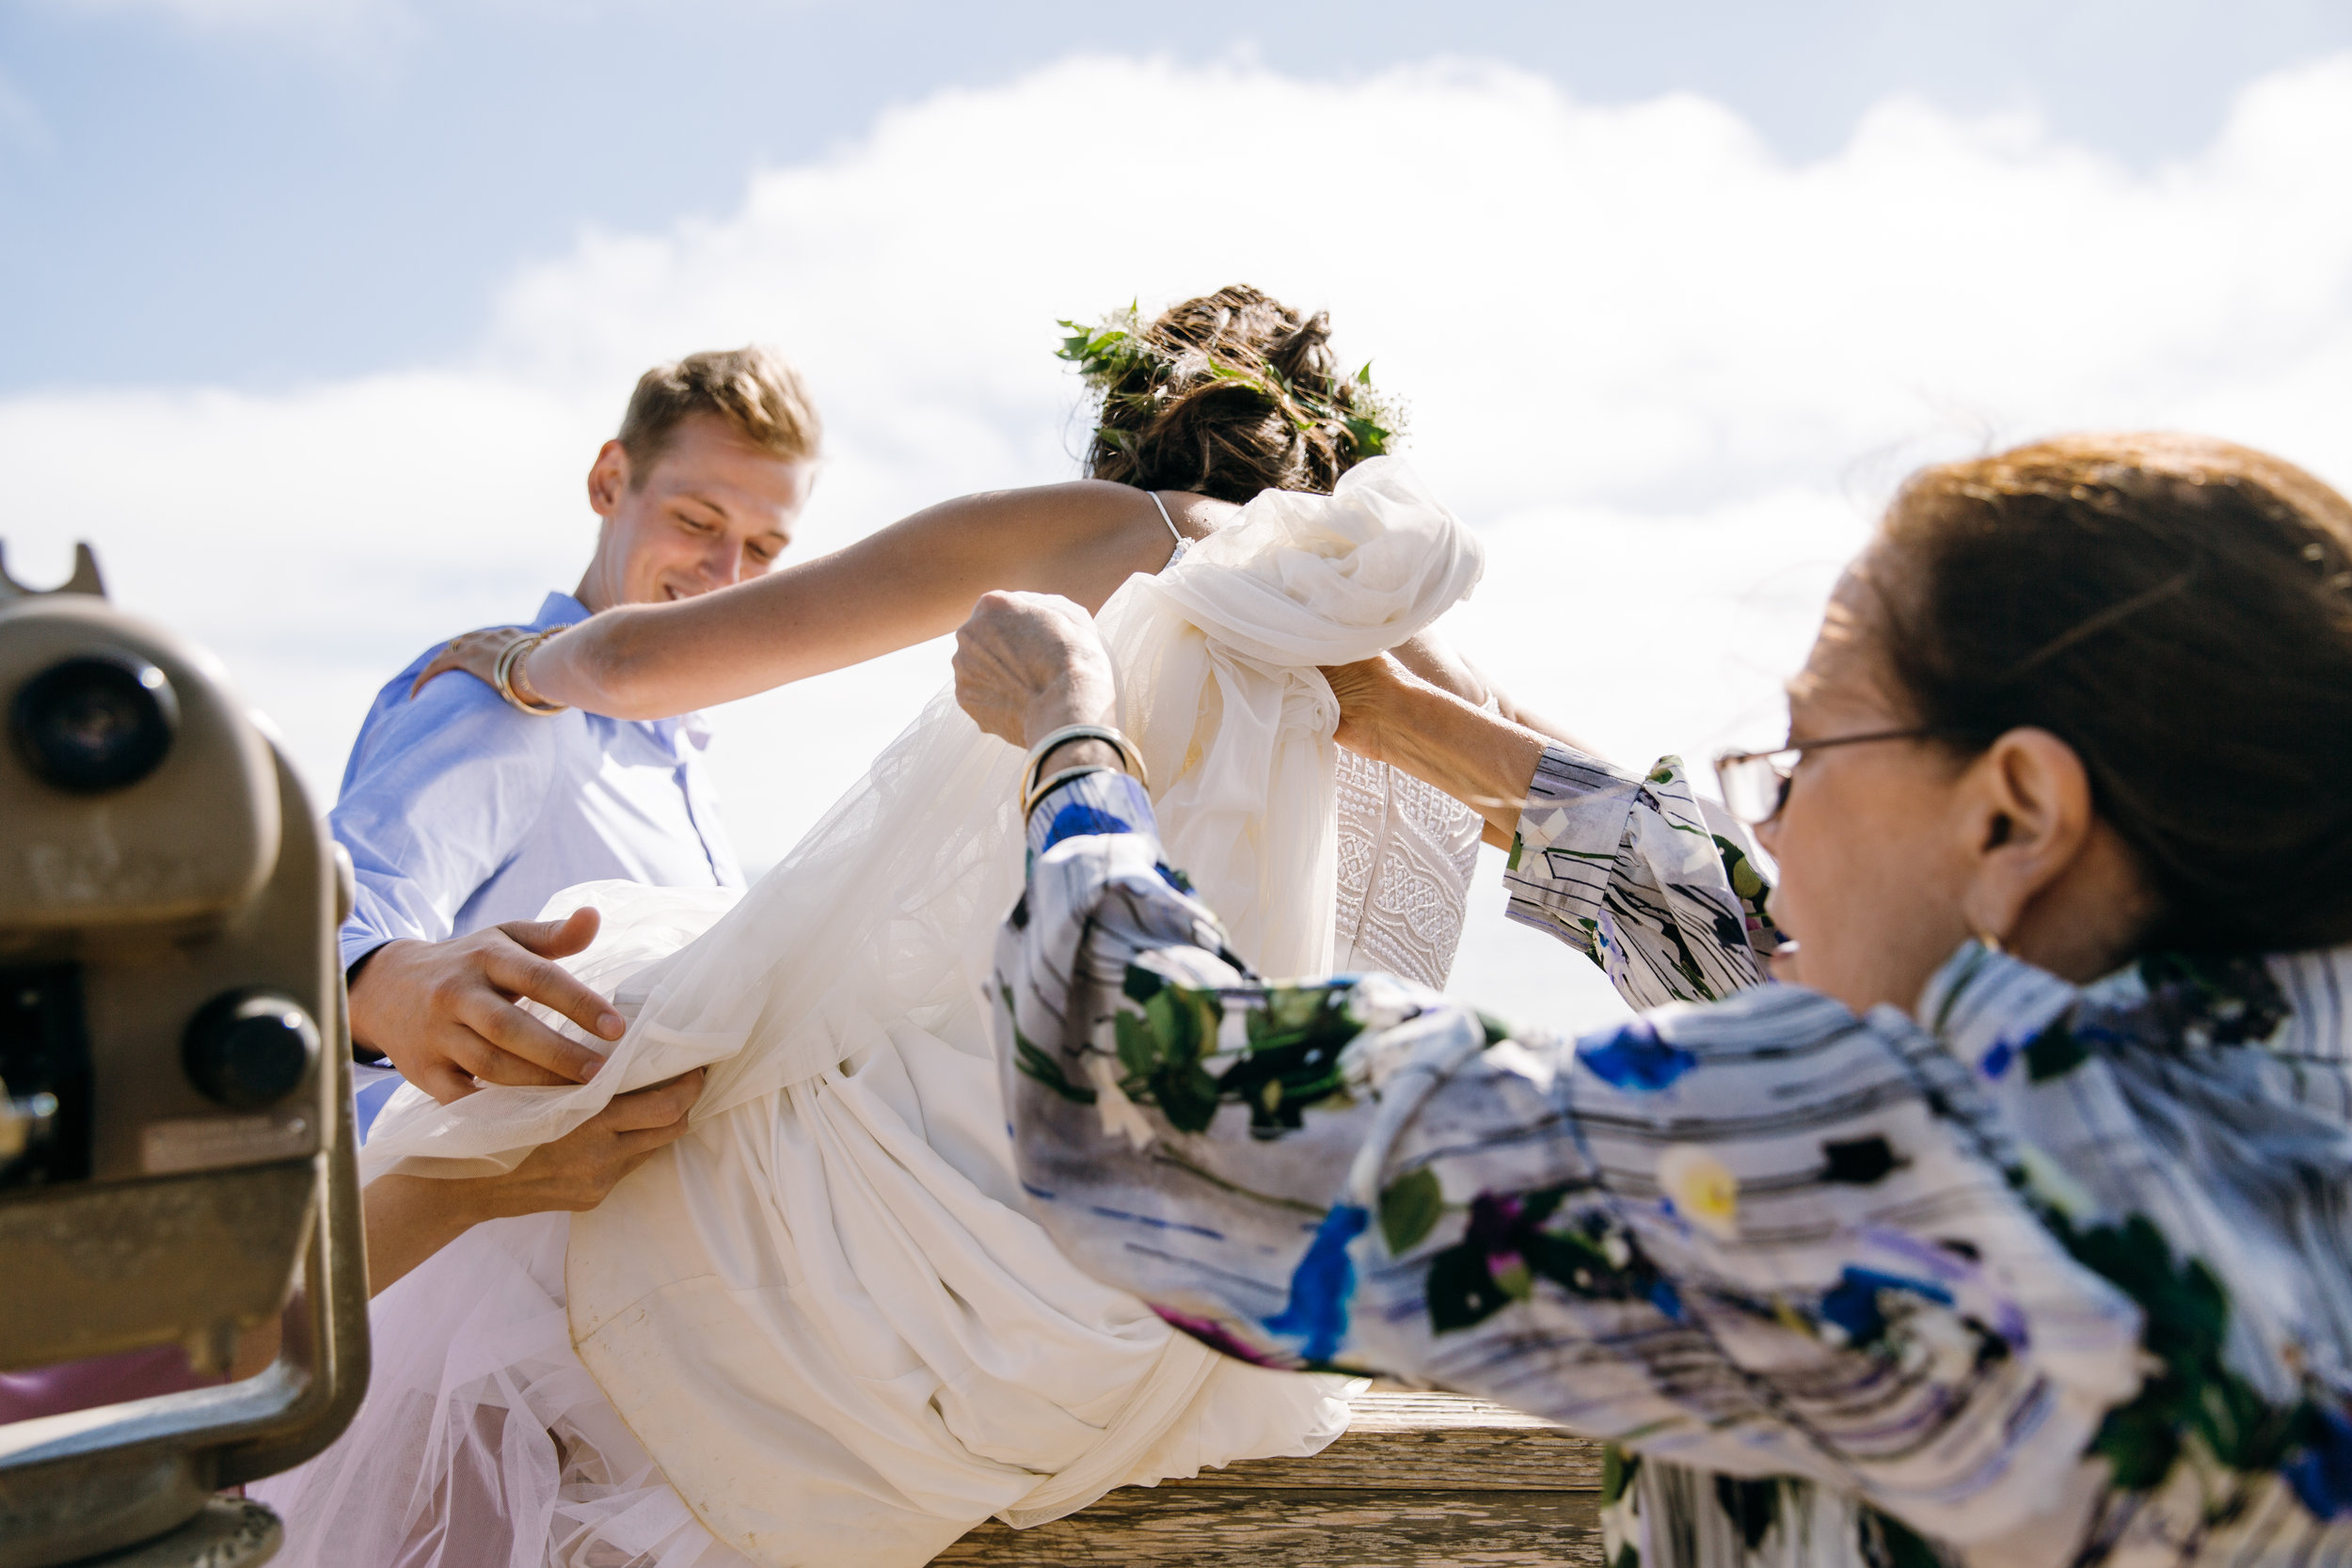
993, 746, 2352, 1568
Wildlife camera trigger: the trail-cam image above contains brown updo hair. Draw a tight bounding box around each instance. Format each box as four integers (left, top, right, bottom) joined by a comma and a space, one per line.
1867, 434, 2352, 954
1079, 285, 1386, 503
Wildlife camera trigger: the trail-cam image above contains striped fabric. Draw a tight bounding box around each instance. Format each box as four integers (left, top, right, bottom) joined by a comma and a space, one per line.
994, 743, 2352, 1566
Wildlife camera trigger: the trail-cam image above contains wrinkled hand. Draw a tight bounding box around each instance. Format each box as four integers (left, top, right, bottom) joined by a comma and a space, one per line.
348, 909, 626, 1103
411, 626, 532, 700
952, 591, 1119, 748
483, 1069, 706, 1217
1321, 653, 1415, 765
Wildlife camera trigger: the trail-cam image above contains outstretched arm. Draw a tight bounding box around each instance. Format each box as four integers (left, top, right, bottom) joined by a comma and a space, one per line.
1378, 636, 1595, 760
423, 482, 1207, 721
1324, 652, 1549, 847
950, 594, 2143, 1553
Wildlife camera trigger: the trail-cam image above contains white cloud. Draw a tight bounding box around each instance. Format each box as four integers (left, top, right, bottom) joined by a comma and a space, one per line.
5, 52, 2351, 1031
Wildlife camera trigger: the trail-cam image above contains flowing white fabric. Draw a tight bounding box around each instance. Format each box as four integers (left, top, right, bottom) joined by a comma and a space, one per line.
263, 458, 1485, 1568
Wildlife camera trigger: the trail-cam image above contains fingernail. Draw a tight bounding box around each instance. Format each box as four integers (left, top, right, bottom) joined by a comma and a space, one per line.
582, 1058, 602, 1078
598, 1011, 625, 1038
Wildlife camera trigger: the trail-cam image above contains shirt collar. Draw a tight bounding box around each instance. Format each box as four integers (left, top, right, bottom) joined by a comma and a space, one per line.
1915, 939, 2079, 1079
533, 590, 713, 747
533, 591, 590, 630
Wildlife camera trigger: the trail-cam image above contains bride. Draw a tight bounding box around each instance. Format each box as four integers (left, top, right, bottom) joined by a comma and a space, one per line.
259, 287, 1560, 1567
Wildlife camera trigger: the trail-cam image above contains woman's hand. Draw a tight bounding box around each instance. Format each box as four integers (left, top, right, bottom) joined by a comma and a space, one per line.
480, 1068, 706, 1217
359, 1068, 707, 1295
1323, 653, 1549, 850
1321, 653, 1416, 765
952, 591, 1119, 748
410, 626, 532, 701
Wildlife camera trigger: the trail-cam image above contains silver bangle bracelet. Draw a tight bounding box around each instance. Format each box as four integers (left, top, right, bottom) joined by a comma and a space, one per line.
1020, 724, 1146, 803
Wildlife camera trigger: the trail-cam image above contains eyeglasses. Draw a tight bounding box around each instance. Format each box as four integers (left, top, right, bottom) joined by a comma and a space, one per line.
1711, 728, 1954, 826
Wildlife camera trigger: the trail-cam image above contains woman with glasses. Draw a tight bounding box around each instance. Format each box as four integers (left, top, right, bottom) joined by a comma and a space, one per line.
959, 433, 2352, 1567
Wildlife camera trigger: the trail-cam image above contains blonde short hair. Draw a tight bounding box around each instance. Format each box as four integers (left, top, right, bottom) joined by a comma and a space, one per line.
615, 345, 821, 480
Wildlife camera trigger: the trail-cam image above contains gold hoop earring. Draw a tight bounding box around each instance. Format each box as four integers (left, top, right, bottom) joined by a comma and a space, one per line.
1970, 926, 2006, 956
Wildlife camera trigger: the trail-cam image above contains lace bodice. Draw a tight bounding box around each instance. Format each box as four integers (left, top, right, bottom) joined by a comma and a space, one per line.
1330, 748, 1483, 990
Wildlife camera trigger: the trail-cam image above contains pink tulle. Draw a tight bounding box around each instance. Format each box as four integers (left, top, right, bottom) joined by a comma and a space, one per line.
252, 1213, 749, 1568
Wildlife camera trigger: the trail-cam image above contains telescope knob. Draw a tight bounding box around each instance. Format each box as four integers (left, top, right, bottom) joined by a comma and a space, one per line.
183, 990, 320, 1111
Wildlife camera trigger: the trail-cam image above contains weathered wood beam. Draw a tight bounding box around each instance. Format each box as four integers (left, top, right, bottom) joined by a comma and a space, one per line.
939, 1487, 1604, 1565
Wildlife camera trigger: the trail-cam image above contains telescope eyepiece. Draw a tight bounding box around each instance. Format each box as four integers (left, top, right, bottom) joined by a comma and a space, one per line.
11, 652, 179, 795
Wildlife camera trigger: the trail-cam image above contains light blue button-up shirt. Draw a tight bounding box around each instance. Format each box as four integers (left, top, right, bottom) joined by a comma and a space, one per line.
331, 591, 743, 978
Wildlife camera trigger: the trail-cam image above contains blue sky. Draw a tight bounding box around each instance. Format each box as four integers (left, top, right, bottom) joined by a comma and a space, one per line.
5, 0, 2350, 392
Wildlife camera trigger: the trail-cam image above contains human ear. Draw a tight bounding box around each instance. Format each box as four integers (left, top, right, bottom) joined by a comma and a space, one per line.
586, 440, 631, 518
1954, 727, 2093, 948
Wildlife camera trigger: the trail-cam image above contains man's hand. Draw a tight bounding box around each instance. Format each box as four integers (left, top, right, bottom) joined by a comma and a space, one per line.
952, 591, 1119, 748
348, 908, 627, 1104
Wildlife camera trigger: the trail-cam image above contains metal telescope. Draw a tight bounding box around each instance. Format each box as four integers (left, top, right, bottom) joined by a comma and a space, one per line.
0, 545, 367, 1566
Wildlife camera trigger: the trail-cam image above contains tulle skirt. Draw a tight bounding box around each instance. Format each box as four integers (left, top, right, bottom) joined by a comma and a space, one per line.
257, 1099, 1350, 1568
251, 1213, 749, 1568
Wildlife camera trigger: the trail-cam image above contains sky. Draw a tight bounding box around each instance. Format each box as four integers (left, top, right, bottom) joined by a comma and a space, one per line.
4, 1, 2351, 1029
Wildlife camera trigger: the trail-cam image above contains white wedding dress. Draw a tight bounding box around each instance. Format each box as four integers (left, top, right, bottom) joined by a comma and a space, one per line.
255, 459, 1486, 1568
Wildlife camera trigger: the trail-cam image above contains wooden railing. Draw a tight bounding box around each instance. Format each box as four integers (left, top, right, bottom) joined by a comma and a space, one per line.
940, 1390, 1606, 1566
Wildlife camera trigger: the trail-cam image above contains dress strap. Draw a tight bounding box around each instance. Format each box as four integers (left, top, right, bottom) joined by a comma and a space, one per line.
1147, 490, 1188, 572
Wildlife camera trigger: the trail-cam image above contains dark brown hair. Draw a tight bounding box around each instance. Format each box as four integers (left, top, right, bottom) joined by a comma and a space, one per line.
1868, 434, 2352, 953
616, 345, 821, 482
1081, 286, 1383, 504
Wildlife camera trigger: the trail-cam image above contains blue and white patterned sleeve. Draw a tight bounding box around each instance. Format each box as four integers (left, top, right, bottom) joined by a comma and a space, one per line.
1503, 745, 1787, 1008
995, 766, 2146, 1549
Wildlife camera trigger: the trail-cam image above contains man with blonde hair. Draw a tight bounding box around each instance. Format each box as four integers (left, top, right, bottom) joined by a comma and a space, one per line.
335, 347, 819, 1124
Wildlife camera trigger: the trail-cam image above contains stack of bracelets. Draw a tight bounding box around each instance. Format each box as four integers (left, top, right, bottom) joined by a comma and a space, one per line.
1020, 723, 1148, 816
493, 626, 572, 716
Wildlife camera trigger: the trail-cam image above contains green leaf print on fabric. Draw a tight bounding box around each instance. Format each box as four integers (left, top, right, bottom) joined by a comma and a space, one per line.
1126, 987, 1224, 1133
1858, 1505, 1948, 1568
1712, 833, 1786, 955
2022, 951, 2288, 1086
1424, 1184, 1664, 1334
1107, 966, 1368, 1138
1602, 1443, 1637, 1507
2024, 1019, 2090, 1083
2133, 952, 2289, 1049
2050, 1212, 2300, 1506
1715, 1475, 1785, 1552
1001, 982, 1097, 1106
1379, 1166, 1444, 1254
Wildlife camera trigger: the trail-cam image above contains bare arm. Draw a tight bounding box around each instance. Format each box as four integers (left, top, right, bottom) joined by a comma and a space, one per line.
1385, 633, 1597, 758
1324, 654, 1552, 849
358, 1069, 705, 1294
428, 483, 1206, 721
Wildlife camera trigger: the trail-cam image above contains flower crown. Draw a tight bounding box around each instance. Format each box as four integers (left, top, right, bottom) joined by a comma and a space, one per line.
1055, 303, 1407, 459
